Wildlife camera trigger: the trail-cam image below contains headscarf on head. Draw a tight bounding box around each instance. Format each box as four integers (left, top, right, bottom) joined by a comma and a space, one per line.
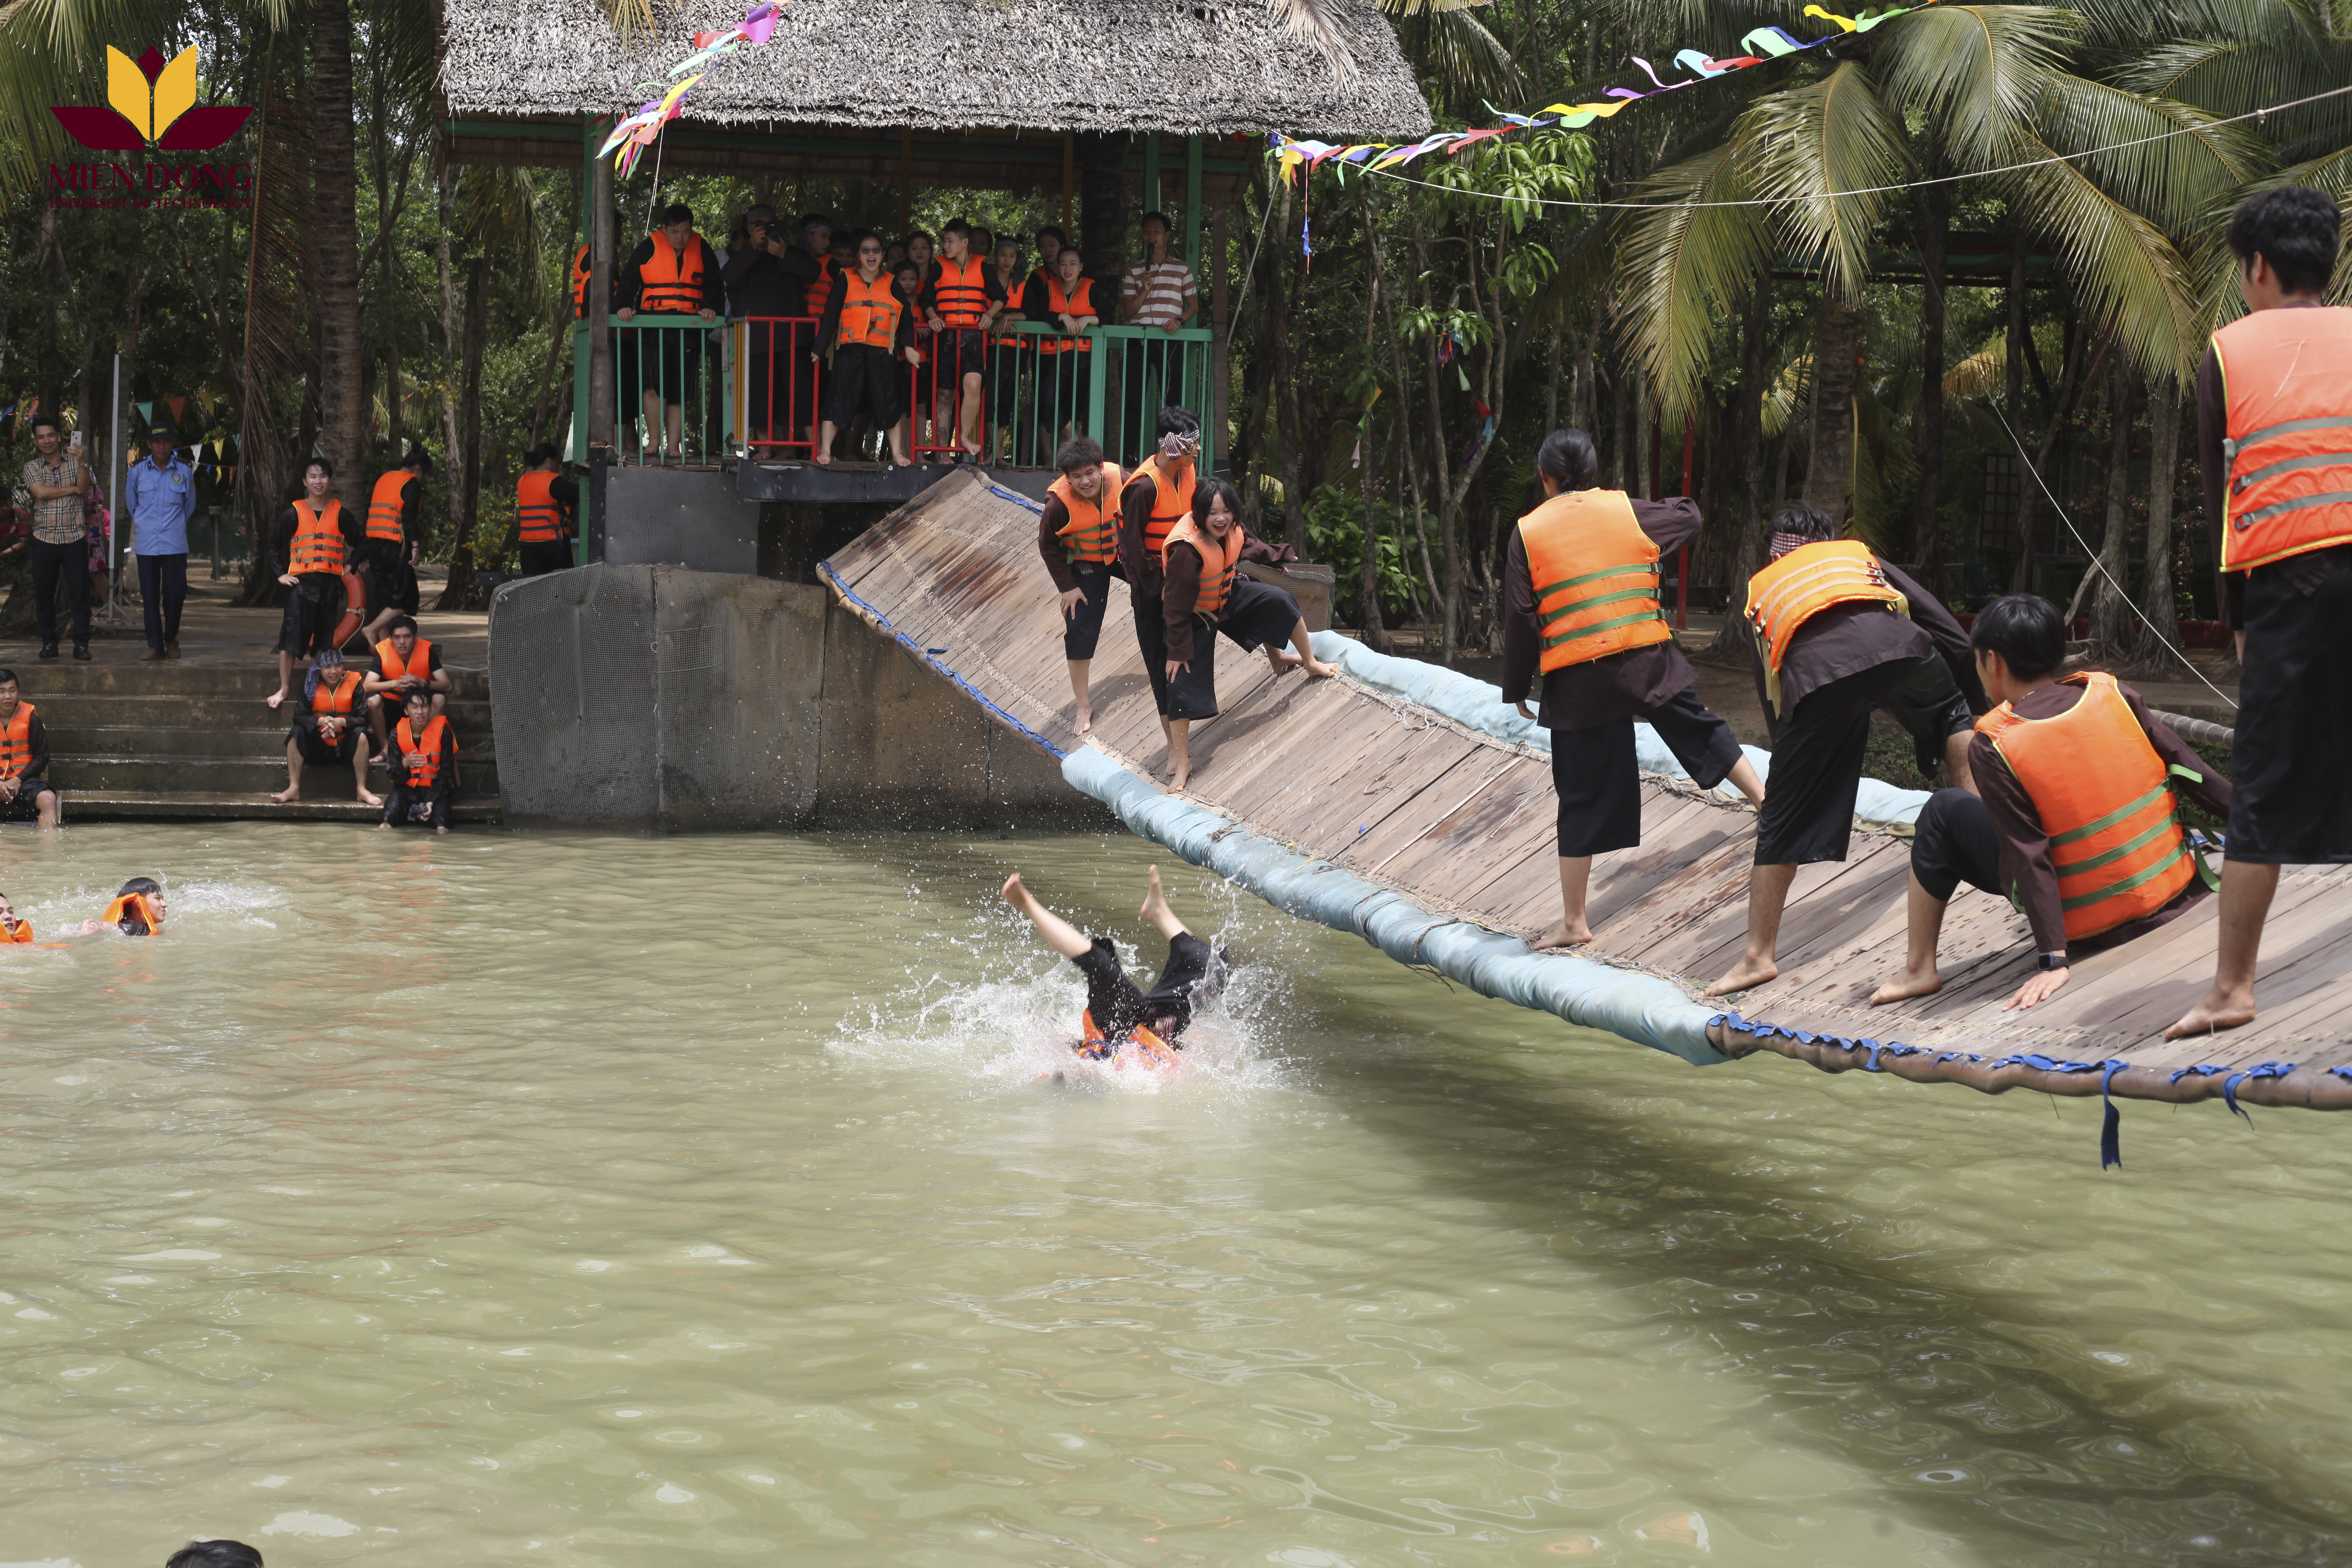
305, 649, 344, 705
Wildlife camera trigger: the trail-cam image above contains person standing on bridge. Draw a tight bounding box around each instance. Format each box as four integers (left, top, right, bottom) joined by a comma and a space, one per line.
812, 232, 921, 468
2169, 188, 2352, 1042
1871, 595, 2228, 1014
1036, 437, 1123, 735
617, 202, 722, 462
1120, 407, 1200, 756
1501, 429, 1764, 950
1708, 501, 1986, 998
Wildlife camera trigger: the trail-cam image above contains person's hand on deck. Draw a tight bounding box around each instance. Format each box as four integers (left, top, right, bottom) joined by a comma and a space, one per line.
1060, 587, 1087, 619
2003, 965, 2068, 1011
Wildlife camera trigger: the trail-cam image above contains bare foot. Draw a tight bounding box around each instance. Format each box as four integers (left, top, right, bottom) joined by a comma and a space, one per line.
1870, 969, 1942, 1006
813, 452, 832, 467
264, 689, 288, 710
1266, 649, 1302, 673
1530, 921, 1593, 951
1000, 871, 1029, 910
1138, 864, 1170, 925
892, 455, 914, 469
1706, 956, 1779, 997
1073, 703, 1093, 736
270, 786, 299, 803
1168, 762, 1191, 794
374, 821, 389, 830
1301, 655, 1338, 680
2163, 985, 2257, 1040
357, 789, 383, 807
435, 825, 448, 834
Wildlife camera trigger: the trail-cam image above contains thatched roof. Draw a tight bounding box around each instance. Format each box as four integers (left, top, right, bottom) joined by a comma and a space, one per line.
438, 0, 1431, 142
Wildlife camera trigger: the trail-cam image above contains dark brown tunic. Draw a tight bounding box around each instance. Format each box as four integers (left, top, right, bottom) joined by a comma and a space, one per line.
1744, 557, 1987, 738
1499, 496, 1701, 730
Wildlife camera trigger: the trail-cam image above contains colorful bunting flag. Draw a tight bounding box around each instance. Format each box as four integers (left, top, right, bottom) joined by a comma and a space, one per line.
597, 2, 785, 178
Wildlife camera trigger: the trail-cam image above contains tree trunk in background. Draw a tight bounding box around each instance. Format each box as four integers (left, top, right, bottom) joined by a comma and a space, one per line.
1270, 178, 1308, 553
587, 134, 615, 454
437, 257, 490, 609
1910, 175, 1949, 589
2089, 356, 2136, 653
1542, 318, 1564, 433
1357, 268, 1390, 652
434, 167, 463, 533
1075, 133, 1126, 286
1712, 285, 1770, 657
1804, 292, 1862, 522
310, 0, 364, 505
2004, 237, 2033, 592
2133, 380, 2183, 668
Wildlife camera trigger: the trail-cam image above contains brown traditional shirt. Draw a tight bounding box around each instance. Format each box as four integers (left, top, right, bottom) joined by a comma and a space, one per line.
1500, 495, 1702, 731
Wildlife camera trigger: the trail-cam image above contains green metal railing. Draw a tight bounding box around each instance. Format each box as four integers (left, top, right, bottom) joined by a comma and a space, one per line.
971, 322, 1217, 474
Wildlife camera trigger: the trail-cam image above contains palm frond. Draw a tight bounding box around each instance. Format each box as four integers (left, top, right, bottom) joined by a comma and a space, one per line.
1741, 61, 1907, 298
1612, 139, 1772, 423
1943, 330, 2006, 401
1266, 0, 1360, 83
1873, 4, 2076, 168
1761, 352, 1810, 443
2009, 146, 2201, 380
2034, 81, 2272, 237
1414, 6, 1527, 103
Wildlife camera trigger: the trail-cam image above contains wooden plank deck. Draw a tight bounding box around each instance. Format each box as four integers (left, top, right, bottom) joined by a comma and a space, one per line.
823, 472, 2352, 1105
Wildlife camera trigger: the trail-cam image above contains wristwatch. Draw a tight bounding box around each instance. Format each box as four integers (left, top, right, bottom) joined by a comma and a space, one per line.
2036, 951, 2068, 972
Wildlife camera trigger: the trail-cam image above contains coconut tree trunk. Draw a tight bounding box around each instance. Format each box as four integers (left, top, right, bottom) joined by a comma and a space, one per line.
437, 257, 490, 610
2089, 356, 2136, 654
1712, 284, 1771, 655
2133, 379, 2183, 666
310, 0, 364, 502
1270, 176, 1309, 553
1910, 174, 1949, 589
1804, 291, 1862, 523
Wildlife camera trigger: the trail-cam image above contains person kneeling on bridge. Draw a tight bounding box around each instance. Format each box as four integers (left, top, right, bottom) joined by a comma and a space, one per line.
78, 877, 164, 936
1709, 502, 1988, 997
0, 668, 62, 831
1037, 437, 1123, 736
364, 615, 450, 765
1159, 477, 1336, 794
273, 649, 381, 808
1503, 429, 1764, 950
380, 689, 456, 833
1872, 593, 2230, 1014
1001, 865, 1222, 1059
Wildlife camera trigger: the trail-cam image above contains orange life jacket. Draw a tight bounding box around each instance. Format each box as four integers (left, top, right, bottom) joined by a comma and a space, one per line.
0, 701, 34, 781
2213, 305, 2352, 574
516, 470, 563, 543
1518, 489, 1672, 673
1744, 539, 1908, 676
2, 916, 31, 944
311, 670, 361, 737
366, 470, 410, 546
1131, 456, 1197, 561
1976, 673, 2202, 943
101, 892, 161, 935
834, 270, 902, 351
930, 253, 990, 329
802, 254, 838, 319
375, 636, 435, 695
396, 714, 452, 789
290, 499, 347, 575
638, 230, 713, 315
1162, 513, 1246, 622
571, 243, 592, 318
1040, 274, 1099, 354
1075, 1008, 1177, 1065
1050, 463, 1124, 566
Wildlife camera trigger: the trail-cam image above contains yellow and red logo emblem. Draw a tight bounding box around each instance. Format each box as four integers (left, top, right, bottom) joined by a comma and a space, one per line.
50, 45, 250, 152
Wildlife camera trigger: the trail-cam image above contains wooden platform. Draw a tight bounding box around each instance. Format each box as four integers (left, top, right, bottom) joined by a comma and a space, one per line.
823, 472, 2352, 1112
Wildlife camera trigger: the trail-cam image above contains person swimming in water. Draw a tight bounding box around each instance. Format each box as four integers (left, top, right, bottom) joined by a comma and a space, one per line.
1001, 865, 1220, 1057
79, 876, 165, 935
0, 888, 32, 944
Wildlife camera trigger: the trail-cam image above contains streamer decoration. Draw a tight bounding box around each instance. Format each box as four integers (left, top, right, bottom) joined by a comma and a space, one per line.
597, 2, 784, 177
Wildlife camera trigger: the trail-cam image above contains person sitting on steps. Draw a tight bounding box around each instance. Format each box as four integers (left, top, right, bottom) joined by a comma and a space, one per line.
0, 668, 62, 831
272, 648, 382, 808
363, 614, 451, 765
379, 689, 456, 833
1870, 593, 2231, 1013
1001, 864, 1223, 1058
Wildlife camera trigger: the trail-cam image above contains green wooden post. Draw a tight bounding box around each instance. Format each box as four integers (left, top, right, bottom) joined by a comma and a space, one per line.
1183, 135, 1203, 276
1142, 132, 1161, 221
577, 114, 597, 565
1086, 329, 1110, 462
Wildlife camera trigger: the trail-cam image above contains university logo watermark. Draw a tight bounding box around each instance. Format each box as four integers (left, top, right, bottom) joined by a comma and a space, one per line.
48, 45, 254, 209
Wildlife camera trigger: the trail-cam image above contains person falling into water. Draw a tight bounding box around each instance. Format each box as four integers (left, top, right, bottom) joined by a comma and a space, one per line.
1501, 428, 1766, 949
1870, 594, 2230, 1013
1001, 864, 1221, 1059
1158, 476, 1336, 793
78, 877, 165, 936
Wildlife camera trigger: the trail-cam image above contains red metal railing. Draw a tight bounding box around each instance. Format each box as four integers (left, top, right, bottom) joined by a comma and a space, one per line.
735, 317, 823, 459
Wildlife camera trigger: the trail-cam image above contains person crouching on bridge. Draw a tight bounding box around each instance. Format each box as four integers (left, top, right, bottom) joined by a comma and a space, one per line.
514, 444, 577, 577
266, 458, 365, 712
364, 615, 450, 766
1709, 503, 1987, 997
1158, 476, 1336, 794
380, 690, 456, 833
1501, 429, 1764, 949
1001, 865, 1221, 1060
1872, 594, 2229, 1014
812, 231, 921, 468
1037, 438, 1124, 735
272, 649, 380, 809
0, 668, 61, 831
78, 877, 164, 936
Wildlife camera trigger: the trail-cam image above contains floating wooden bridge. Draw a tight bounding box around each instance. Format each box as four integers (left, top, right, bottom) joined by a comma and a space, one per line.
821, 471, 2352, 1117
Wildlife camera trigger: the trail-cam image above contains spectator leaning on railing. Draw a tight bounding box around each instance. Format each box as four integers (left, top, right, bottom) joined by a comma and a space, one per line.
126, 422, 197, 661
19, 413, 92, 661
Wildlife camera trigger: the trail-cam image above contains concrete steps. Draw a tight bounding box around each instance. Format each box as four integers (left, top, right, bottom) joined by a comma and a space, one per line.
14, 656, 501, 823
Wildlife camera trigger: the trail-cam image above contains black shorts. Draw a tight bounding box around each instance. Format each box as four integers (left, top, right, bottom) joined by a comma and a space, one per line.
823, 343, 907, 428
519, 539, 572, 577
1909, 786, 2001, 901
1548, 686, 1745, 858
637, 326, 706, 400
1164, 575, 1301, 722
0, 775, 56, 821
2227, 547, 2352, 863
1757, 653, 1971, 865
1135, 593, 1172, 717
292, 723, 361, 766
1071, 932, 1219, 1043
931, 329, 985, 382
1062, 562, 1117, 661
277, 578, 348, 656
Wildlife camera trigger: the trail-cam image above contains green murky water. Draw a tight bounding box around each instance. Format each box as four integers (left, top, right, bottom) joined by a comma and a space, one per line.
0, 824, 2348, 1565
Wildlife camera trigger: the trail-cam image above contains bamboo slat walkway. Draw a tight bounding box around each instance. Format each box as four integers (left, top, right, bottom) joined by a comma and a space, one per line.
823, 472, 2352, 1112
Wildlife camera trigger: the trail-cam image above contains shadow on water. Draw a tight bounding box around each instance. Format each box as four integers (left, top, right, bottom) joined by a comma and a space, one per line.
1303, 1016, 2352, 1567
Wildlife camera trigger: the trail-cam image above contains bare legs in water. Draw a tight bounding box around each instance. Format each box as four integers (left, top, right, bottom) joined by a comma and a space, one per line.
1001, 864, 1189, 955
